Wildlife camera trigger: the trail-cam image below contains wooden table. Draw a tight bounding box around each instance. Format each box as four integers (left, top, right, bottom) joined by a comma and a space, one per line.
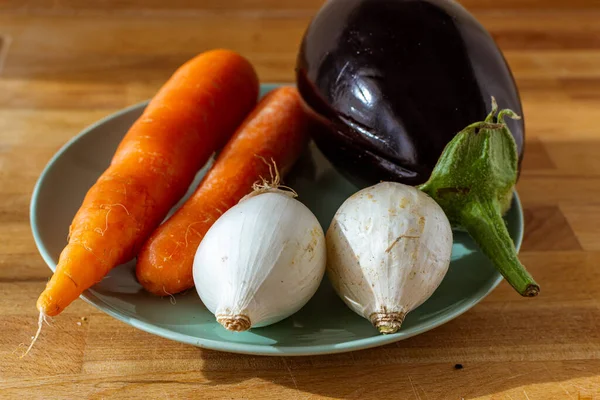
1, 1, 599, 399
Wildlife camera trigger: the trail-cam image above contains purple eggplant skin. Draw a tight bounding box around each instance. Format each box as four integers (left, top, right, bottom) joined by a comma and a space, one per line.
296, 0, 524, 187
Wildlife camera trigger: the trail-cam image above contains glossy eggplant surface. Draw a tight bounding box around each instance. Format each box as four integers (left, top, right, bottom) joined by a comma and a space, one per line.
297, 0, 524, 186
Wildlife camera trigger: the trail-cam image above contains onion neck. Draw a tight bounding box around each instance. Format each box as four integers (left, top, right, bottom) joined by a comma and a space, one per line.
418, 97, 539, 297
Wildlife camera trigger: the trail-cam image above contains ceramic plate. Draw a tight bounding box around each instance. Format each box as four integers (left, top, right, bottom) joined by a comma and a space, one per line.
30, 83, 523, 356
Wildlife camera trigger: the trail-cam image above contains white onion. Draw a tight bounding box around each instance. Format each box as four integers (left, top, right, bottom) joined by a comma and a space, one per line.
193, 190, 326, 331
326, 182, 453, 334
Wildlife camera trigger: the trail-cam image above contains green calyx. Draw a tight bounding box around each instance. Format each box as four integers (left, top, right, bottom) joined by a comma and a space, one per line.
418, 98, 539, 297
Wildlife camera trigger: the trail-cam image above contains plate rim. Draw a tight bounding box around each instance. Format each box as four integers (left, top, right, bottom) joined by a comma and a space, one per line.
29, 83, 523, 356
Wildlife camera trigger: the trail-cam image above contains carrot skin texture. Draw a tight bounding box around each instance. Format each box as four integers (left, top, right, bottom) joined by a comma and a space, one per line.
136, 87, 310, 295
37, 50, 259, 316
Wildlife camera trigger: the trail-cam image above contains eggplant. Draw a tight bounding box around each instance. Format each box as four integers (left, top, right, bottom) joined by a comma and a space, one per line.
296, 0, 538, 297
296, 0, 524, 187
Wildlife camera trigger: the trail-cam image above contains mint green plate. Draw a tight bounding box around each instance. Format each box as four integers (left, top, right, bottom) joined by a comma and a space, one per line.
30, 83, 523, 356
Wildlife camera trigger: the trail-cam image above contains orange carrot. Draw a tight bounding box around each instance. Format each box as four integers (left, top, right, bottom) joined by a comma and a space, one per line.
136, 86, 310, 295
36, 50, 259, 318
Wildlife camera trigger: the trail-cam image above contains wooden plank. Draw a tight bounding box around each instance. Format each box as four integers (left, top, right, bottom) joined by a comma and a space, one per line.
0, 34, 10, 74
1, 315, 88, 378
521, 139, 557, 172
562, 205, 600, 252
1, 14, 599, 85
0, 80, 130, 110
0, 0, 598, 15
543, 141, 600, 174
518, 177, 600, 205
0, 282, 95, 316
519, 100, 600, 141
516, 251, 600, 303
0, 15, 305, 83
462, 0, 600, 11
0, 224, 42, 254
0, 0, 326, 15
0, 253, 51, 282
1, 360, 599, 399
0, 110, 111, 144
521, 206, 582, 251
481, 14, 600, 51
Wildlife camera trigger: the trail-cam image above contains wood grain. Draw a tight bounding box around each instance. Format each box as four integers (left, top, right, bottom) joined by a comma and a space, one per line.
1, 1, 599, 399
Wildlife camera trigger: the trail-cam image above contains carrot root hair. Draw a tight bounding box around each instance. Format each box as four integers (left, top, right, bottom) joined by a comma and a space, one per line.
184, 222, 203, 248
20, 311, 51, 358
94, 204, 131, 236
163, 286, 177, 305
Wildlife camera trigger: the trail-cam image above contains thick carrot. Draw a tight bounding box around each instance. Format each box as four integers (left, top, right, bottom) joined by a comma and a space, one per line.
36, 50, 259, 317
136, 86, 310, 295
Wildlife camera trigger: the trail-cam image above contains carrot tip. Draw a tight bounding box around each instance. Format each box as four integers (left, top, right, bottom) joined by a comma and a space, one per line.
19, 311, 50, 358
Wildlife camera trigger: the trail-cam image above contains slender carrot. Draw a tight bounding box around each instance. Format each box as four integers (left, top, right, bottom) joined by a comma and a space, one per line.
136, 86, 310, 295
36, 50, 259, 318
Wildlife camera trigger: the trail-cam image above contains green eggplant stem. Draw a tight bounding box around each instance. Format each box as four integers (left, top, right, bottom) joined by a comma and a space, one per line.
461, 199, 539, 296
418, 97, 539, 297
